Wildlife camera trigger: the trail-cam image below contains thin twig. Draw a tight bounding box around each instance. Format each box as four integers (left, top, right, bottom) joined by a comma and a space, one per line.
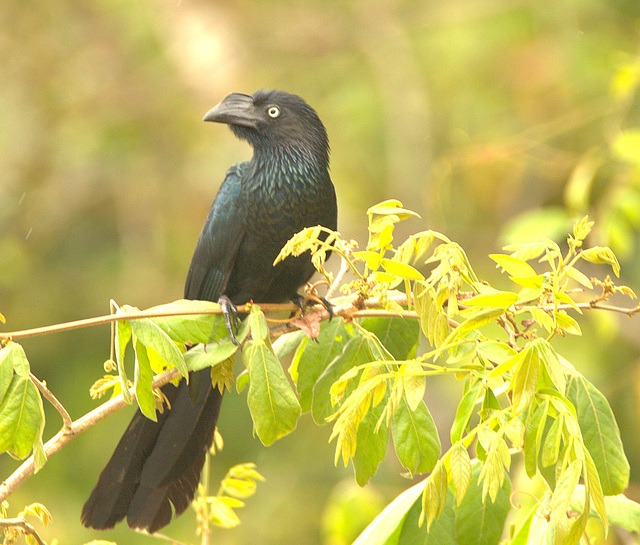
0, 517, 47, 545
0, 368, 180, 503
0, 303, 300, 342
29, 373, 72, 431
326, 255, 351, 299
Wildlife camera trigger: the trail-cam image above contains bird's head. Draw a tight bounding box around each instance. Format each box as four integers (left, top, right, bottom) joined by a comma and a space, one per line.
203, 90, 329, 169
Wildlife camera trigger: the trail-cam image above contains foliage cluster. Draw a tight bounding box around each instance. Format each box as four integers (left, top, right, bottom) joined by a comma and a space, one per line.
1, 201, 639, 545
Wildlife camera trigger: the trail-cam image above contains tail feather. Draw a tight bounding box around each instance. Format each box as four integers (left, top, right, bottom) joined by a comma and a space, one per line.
81, 368, 223, 533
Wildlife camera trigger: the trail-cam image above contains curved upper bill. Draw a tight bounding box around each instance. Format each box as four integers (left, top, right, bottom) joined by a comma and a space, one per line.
203, 93, 260, 128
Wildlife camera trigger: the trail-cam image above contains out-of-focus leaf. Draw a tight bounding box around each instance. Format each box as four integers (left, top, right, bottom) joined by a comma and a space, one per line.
611, 130, 640, 165
571, 487, 640, 533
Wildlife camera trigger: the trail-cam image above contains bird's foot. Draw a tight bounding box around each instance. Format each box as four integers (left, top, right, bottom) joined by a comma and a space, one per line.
292, 294, 334, 321
218, 295, 242, 348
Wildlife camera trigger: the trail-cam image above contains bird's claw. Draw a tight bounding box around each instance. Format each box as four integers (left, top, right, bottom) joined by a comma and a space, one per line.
218, 295, 242, 348
292, 294, 334, 321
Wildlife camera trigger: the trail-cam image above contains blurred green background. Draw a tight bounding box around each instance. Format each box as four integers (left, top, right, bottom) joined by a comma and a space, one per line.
2, 0, 640, 543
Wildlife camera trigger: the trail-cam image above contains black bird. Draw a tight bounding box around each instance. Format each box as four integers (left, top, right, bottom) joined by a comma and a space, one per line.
82, 90, 338, 533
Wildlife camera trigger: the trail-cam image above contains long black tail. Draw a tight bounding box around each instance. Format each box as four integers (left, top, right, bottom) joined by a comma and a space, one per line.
81, 368, 223, 533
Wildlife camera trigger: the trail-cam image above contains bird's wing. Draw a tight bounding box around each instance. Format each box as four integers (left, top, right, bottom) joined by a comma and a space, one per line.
183, 163, 246, 302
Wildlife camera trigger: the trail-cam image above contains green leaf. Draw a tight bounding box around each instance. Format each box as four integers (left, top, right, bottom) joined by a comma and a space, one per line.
541, 416, 562, 467
511, 342, 541, 415
244, 339, 301, 446
580, 246, 620, 277
146, 299, 225, 343
379, 258, 425, 281
126, 311, 187, 377
115, 319, 132, 404
464, 292, 518, 309
392, 398, 440, 475
0, 343, 20, 403
247, 304, 269, 341
360, 317, 420, 361
450, 380, 481, 443
273, 330, 306, 362
184, 339, 239, 372
353, 401, 388, 486
0, 370, 45, 459
536, 339, 566, 395
524, 400, 547, 477
566, 374, 630, 495
352, 462, 509, 545
312, 332, 372, 424
133, 338, 156, 421
454, 461, 511, 545
297, 319, 352, 413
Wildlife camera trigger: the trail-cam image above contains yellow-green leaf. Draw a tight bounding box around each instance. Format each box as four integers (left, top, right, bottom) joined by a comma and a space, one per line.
580, 246, 620, 277
449, 442, 471, 505
380, 258, 425, 281
490, 254, 538, 278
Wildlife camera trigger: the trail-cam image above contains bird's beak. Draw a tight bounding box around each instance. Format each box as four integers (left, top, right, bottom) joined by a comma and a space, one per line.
203, 93, 260, 128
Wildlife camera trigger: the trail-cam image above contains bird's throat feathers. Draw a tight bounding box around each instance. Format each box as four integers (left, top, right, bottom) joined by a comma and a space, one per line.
245, 142, 330, 192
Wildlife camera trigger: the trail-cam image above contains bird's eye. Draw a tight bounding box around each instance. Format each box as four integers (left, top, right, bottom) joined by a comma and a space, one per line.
267, 106, 280, 118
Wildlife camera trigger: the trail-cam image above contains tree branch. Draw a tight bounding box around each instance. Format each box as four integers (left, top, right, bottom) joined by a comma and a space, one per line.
0, 517, 47, 545
0, 368, 180, 503
29, 373, 72, 431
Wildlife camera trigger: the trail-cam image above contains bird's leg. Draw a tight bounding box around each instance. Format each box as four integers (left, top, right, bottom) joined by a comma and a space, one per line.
218, 295, 241, 348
